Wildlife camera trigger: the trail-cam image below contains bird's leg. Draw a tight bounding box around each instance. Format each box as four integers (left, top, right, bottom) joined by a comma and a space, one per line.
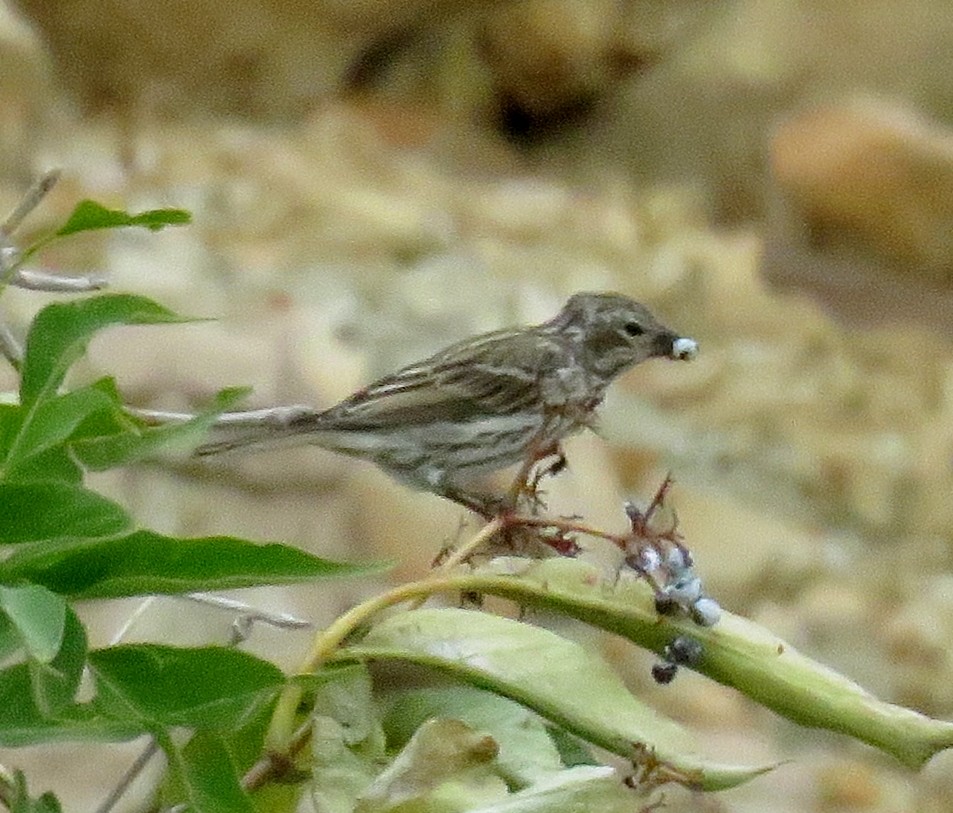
506, 439, 564, 513
438, 484, 504, 520
528, 447, 567, 497
437, 440, 565, 519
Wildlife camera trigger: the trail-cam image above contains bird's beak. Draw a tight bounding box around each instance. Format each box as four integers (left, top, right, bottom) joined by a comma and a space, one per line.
654, 332, 698, 360
671, 336, 698, 360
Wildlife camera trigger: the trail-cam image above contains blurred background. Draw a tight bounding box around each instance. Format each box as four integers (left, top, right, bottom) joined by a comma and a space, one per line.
2, 0, 953, 810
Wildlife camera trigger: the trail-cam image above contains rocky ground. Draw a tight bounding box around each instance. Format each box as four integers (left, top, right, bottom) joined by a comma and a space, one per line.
3, 1, 953, 811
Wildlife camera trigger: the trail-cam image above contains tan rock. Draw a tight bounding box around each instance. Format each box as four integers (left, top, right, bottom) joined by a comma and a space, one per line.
881, 575, 953, 714
815, 757, 885, 810
771, 99, 953, 277
765, 98, 953, 334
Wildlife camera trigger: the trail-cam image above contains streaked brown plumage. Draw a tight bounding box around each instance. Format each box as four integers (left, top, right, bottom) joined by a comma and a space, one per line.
196, 292, 697, 511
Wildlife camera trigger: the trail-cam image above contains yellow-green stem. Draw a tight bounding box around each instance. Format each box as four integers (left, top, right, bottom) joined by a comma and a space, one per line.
265, 576, 464, 750
267, 517, 505, 750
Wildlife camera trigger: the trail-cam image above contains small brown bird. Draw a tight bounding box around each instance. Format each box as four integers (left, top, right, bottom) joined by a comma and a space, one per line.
197, 292, 697, 512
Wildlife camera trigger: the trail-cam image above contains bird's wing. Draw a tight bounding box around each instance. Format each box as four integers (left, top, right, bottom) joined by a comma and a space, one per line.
313, 329, 565, 429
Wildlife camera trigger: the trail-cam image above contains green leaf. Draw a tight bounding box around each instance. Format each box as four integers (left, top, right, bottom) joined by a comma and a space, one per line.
311, 667, 387, 813
0, 665, 139, 746
7, 769, 64, 813
356, 718, 506, 812
465, 766, 640, 813
313, 664, 383, 750
384, 687, 565, 788
4, 385, 117, 473
545, 726, 596, 769
88, 645, 285, 730
0, 482, 131, 544
55, 200, 191, 237
0, 612, 22, 661
164, 730, 256, 813
1, 529, 383, 598
0, 585, 66, 663
441, 558, 953, 770
26, 607, 87, 716
72, 386, 251, 470
0, 404, 23, 456
20, 294, 188, 409
339, 608, 771, 792
311, 715, 380, 813
5, 447, 83, 485
218, 687, 276, 777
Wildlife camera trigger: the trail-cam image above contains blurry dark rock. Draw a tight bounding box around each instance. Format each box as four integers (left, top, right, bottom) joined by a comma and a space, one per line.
478, 0, 658, 141
10, 0, 477, 116
11, 0, 687, 140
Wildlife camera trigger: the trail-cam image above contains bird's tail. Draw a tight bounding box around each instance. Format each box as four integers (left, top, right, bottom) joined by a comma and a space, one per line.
194, 432, 272, 457
194, 407, 324, 457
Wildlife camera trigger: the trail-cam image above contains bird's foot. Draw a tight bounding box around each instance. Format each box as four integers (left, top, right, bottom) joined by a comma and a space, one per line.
439, 485, 507, 521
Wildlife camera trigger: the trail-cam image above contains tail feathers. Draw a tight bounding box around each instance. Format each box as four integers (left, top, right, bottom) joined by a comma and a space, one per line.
195, 406, 327, 457
195, 428, 304, 457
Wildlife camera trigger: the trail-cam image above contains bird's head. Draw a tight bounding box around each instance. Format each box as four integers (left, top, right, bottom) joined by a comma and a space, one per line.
549, 292, 698, 378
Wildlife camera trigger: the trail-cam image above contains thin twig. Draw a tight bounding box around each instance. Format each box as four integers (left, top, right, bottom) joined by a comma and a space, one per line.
124, 407, 195, 425
0, 322, 22, 369
241, 719, 311, 792
93, 740, 161, 813
181, 593, 313, 631
109, 596, 157, 645
128, 405, 319, 428
11, 268, 109, 292
428, 517, 504, 575
92, 598, 161, 813
501, 515, 628, 548
0, 169, 60, 240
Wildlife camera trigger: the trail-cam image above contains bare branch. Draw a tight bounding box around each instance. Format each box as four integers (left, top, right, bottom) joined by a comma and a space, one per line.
0, 321, 22, 368
0, 168, 60, 240
211, 405, 320, 427
11, 267, 109, 292
182, 592, 313, 632
109, 596, 157, 645
128, 404, 319, 428
93, 740, 161, 813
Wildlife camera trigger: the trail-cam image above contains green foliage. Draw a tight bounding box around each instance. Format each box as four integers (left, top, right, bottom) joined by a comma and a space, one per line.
165, 730, 257, 813
54, 200, 191, 237
11, 200, 191, 271
0, 199, 379, 813
0, 585, 66, 663
309, 665, 647, 813
0, 483, 131, 542
88, 645, 285, 731
1, 529, 376, 599
6, 770, 63, 813
18, 294, 185, 408
342, 608, 766, 791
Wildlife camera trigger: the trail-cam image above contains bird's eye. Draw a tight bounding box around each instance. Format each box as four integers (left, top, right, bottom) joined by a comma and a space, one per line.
624, 322, 644, 337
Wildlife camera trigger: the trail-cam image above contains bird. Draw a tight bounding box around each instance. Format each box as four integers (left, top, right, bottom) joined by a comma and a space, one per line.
196, 292, 698, 513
